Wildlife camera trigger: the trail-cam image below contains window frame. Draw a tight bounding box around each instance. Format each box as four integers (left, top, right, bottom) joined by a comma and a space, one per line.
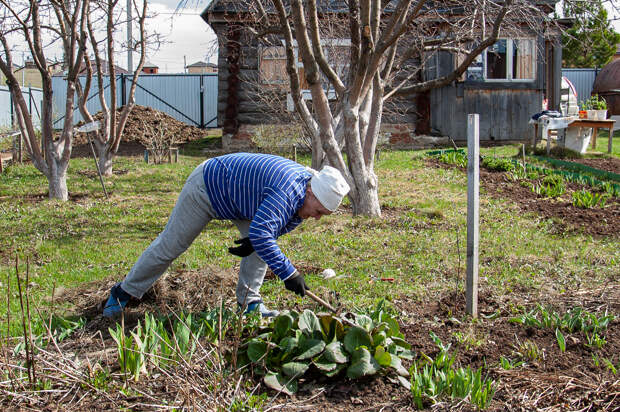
466, 37, 537, 83
258, 45, 289, 85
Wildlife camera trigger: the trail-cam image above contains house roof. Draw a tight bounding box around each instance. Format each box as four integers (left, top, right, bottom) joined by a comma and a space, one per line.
186, 61, 217, 68
143, 61, 158, 68
202, 0, 559, 22
51, 59, 129, 76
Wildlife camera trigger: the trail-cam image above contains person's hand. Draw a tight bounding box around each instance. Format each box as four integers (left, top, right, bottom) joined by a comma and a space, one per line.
228, 237, 254, 257
284, 272, 309, 297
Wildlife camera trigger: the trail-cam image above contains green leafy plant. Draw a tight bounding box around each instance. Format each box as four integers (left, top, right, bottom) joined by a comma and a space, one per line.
482, 157, 515, 172
239, 300, 414, 395
499, 356, 524, 370
409, 332, 495, 410
13, 315, 86, 355
600, 182, 619, 197
572, 189, 609, 208
109, 322, 148, 382
437, 151, 467, 168
555, 328, 566, 352
530, 182, 565, 198
510, 305, 615, 352
602, 358, 618, 375
579, 99, 592, 111
106, 306, 237, 382
513, 340, 541, 362
589, 94, 607, 110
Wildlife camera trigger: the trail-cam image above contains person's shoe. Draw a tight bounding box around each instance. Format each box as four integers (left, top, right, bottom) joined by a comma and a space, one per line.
102, 283, 132, 318
242, 301, 279, 318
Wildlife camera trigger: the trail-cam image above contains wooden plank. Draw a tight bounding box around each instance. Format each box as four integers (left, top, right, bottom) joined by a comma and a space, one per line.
466, 114, 479, 318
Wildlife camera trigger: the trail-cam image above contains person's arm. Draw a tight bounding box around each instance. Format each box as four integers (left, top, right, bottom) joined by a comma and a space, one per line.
248, 188, 298, 281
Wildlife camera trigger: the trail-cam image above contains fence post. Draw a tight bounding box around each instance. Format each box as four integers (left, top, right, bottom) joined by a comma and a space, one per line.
121, 74, 126, 107
9, 89, 14, 128
200, 75, 205, 128
466, 114, 479, 318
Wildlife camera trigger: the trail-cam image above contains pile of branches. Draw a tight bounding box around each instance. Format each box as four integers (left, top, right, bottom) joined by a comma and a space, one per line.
73, 106, 207, 146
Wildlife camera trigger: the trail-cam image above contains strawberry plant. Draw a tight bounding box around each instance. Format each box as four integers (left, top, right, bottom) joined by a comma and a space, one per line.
239, 300, 414, 395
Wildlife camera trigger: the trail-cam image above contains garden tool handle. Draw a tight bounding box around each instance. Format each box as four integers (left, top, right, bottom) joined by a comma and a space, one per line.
306, 290, 338, 313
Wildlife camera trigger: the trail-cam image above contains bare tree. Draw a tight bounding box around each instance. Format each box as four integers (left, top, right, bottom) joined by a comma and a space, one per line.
0, 0, 89, 200
210, 0, 556, 216
140, 111, 180, 163
75, 0, 149, 176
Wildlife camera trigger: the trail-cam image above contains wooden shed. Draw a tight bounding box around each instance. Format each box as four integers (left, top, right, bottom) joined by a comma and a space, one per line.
201, 0, 563, 149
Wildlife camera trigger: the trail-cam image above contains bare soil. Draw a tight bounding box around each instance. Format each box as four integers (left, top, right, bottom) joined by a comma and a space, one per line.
571, 157, 620, 175
427, 158, 620, 237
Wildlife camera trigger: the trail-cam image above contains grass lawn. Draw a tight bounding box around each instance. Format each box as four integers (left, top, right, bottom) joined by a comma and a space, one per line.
589, 128, 620, 156
0, 145, 618, 335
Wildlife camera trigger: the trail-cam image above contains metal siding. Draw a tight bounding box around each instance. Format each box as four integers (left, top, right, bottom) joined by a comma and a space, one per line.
0, 86, 44, 129
51, 74, 218, 129
562, 68, 597, 103
203, 74, 218, 127
0, 87, 12, 128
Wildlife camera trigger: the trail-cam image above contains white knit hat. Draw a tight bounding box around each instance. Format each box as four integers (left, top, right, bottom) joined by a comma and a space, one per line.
308, 166, 350, 211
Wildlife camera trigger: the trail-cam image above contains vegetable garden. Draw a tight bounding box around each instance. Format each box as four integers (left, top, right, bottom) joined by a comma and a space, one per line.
0, 142, 619, 410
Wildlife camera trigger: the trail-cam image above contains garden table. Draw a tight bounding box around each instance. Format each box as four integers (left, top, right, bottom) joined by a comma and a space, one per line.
532, 117, 616, 154
567, 119, 616, 154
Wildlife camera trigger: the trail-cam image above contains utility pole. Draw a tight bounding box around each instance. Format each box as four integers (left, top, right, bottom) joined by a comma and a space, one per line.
127, 0, 133, 73
22, 52, 25, 87
184, 56, 187, 73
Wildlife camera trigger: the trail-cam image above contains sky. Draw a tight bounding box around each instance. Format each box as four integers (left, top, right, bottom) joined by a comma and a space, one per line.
9, 0, 620, 74
141, 0, 217, 73
146, 0, 620, 74
9, 0, 217, 74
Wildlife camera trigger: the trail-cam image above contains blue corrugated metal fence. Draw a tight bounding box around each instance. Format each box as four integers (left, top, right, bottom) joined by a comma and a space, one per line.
0, 86, 43, 129
51, 73, 218, 129
562, 68, 598, 104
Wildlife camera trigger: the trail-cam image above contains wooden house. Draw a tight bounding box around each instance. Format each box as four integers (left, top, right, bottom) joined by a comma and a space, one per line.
201, 1, 563, 149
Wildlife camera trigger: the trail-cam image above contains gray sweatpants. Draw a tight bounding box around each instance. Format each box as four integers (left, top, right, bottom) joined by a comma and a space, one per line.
121, 161, 268, 305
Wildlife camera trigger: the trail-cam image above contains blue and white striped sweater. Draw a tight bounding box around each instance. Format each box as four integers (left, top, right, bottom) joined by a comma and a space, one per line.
203, 153, 311, 280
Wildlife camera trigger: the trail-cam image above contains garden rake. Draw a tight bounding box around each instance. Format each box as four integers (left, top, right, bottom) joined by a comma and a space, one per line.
306, 290, 356, 327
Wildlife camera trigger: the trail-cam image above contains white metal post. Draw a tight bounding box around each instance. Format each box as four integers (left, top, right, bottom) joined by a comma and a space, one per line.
466, 114, 480, 317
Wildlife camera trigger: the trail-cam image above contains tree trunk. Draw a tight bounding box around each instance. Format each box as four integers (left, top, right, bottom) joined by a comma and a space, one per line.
311, 135, 323, 169
48, 163, 68, 200
350, 172, 381, 216
99, 151, 114, 176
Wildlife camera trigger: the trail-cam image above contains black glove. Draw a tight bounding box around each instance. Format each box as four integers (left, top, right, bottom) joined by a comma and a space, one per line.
228, 237, 255, 257
284, 272, 309, 297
